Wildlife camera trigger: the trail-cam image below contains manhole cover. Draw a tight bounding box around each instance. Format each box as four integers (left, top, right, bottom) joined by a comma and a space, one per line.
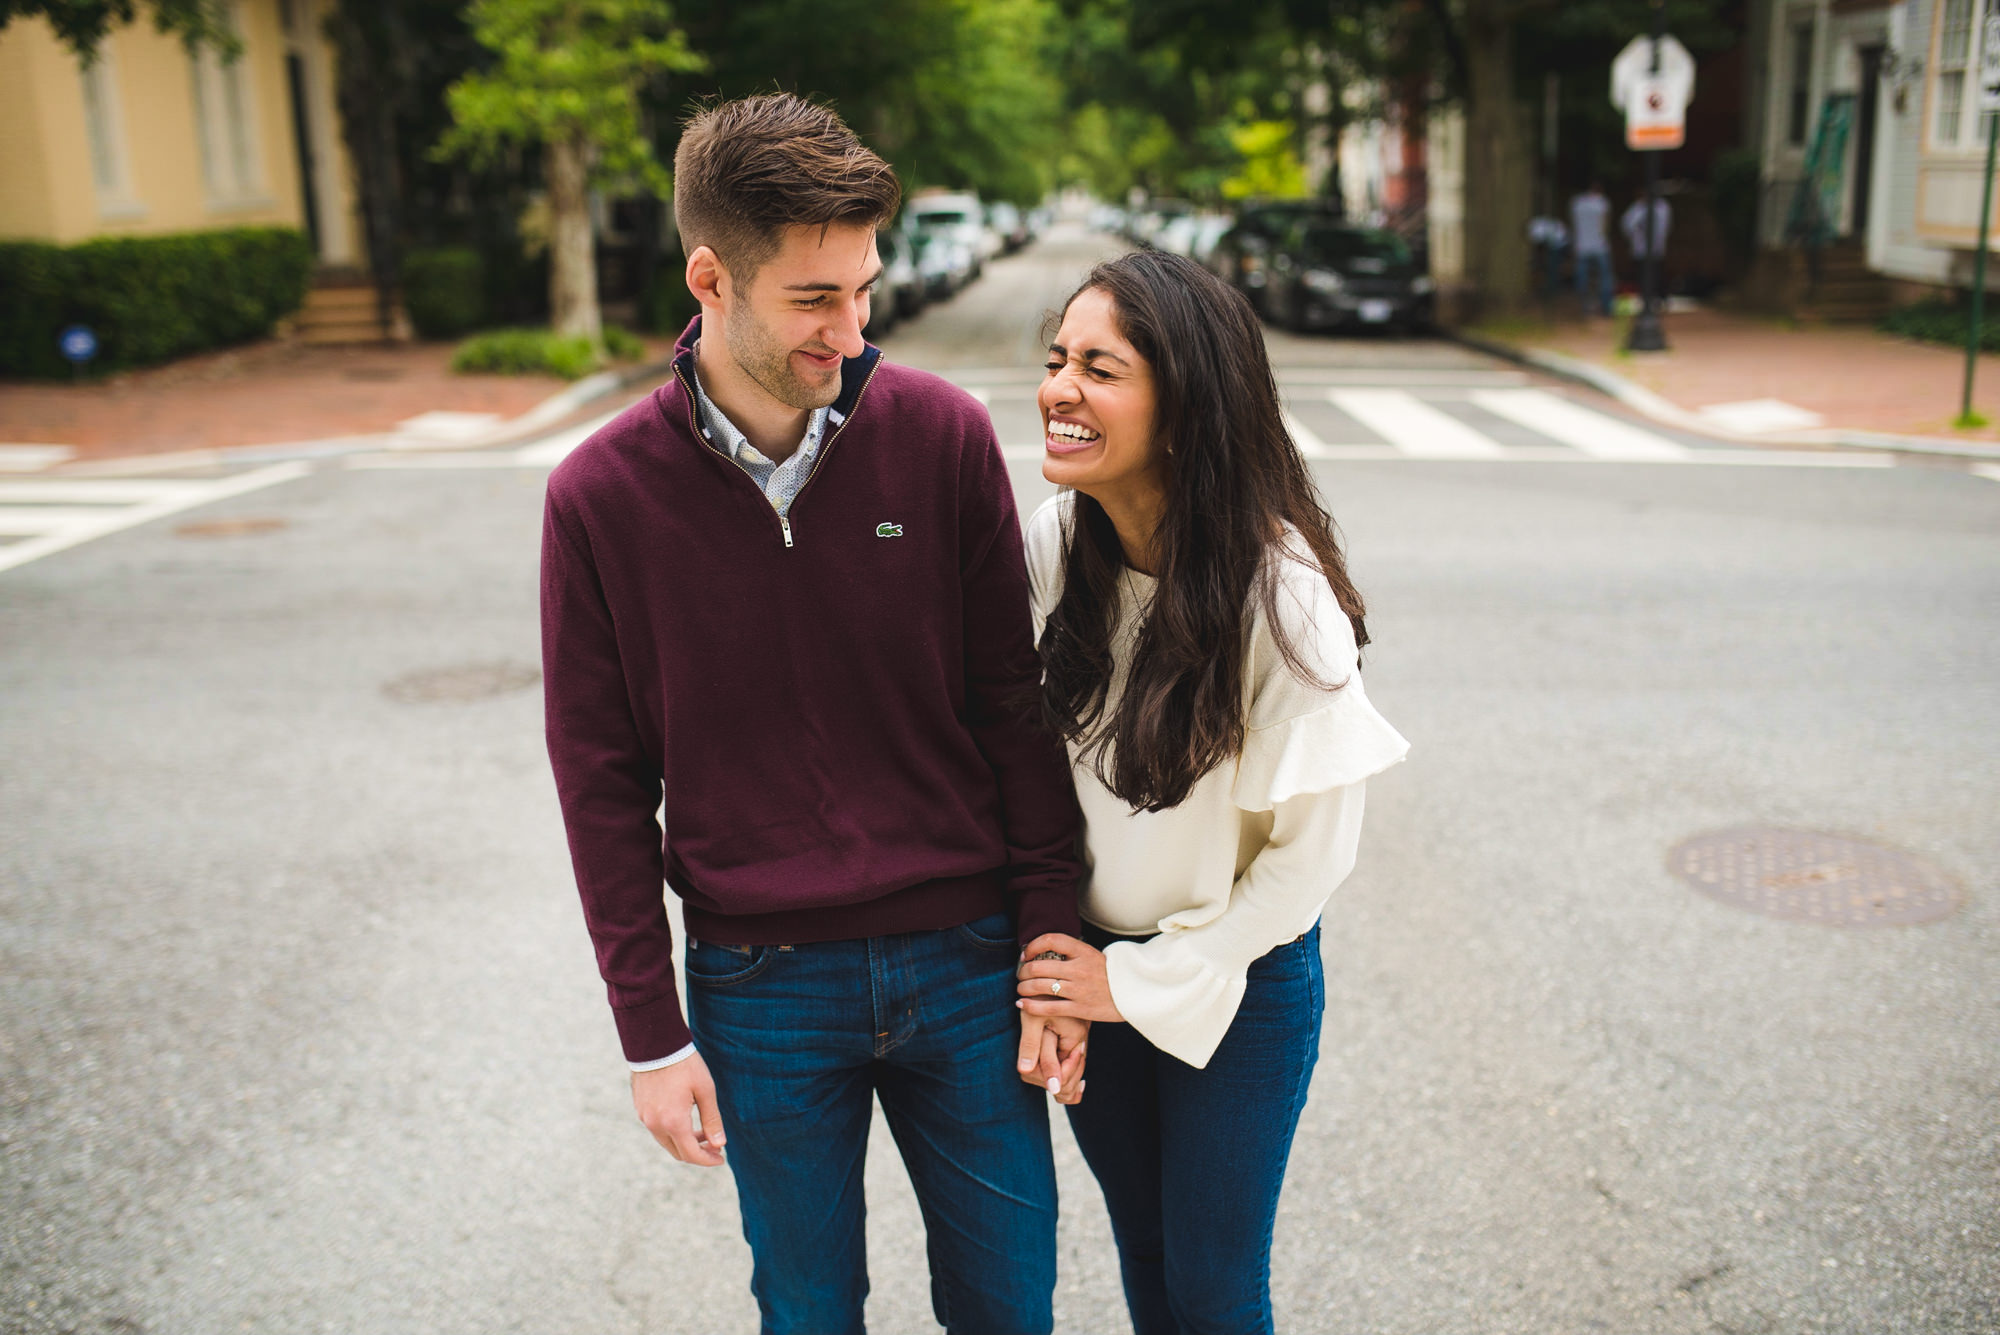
1666, 827, 1962, 927
175, 516, 289, 538
382, 661, 541, 704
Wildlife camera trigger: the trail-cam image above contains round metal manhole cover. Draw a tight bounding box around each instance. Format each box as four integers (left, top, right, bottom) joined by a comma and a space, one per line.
175, 516, 289, 538
382, 661, 541, 705
1667, 827, 1962, 927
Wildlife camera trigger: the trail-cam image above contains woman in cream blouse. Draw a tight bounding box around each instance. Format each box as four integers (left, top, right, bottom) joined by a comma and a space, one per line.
1014, 250, 1408, 1335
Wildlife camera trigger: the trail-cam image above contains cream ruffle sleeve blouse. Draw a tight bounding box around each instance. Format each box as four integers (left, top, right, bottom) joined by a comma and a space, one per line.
1025, 493, 1409, 1069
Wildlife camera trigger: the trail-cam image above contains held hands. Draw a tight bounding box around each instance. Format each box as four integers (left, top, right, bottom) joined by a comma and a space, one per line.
1017, 1010, 1089, 1105
631, 1054, 726, 1167
1016, 934, 1125, 1024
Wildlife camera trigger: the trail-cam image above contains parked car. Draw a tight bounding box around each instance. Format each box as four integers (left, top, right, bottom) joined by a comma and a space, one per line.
909, 227, 966, 300
1128, 198, 1193, 248
1208, 199, 1343, 313
907, 192, 990, 280
1263, 220, 1435, 335
986, 202, 1030, 253
866, 229, 924, 334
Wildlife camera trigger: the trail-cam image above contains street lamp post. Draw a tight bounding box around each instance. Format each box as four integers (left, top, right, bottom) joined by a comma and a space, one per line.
1626, 0, 1669, 353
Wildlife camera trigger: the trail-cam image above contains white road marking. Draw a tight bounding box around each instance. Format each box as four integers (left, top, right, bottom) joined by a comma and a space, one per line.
0, 444, 76, 472
1328, 388, 1507, 458
0, 462, 310, 575
1973, 463, 2000, 484
1282, 410, 1333, 460
513, 410, 622, 466
1470, 388, 1690, 461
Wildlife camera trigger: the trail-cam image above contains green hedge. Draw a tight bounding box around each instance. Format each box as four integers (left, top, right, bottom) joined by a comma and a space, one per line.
1879, 297, 2000, 352
451, 325, 646, 380
0, 226, 312, 377
402, 246, 487, 340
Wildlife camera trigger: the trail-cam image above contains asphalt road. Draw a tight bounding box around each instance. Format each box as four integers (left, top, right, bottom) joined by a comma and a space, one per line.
3, 225, 1997, 1335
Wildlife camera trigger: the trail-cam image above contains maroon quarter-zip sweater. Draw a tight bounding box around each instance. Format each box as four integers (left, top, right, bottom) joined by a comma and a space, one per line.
541, 319, 1084, 1063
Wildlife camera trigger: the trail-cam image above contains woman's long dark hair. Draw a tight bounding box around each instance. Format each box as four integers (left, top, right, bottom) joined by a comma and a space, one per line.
1039, 250, 1368, 813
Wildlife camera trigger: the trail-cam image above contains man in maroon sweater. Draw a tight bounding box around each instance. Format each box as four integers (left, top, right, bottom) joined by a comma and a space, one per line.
540, 94, 1086, 1333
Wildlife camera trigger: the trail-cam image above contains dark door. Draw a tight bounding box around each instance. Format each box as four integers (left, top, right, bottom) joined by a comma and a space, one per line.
285, 52, 322, 255
1851, 45, 1884, 240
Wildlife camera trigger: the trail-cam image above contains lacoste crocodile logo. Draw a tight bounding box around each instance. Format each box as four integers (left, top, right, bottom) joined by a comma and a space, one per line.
875, 522, 904, 538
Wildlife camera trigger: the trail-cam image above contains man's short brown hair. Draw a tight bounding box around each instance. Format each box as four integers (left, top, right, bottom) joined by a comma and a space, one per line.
673, 94, 901, 281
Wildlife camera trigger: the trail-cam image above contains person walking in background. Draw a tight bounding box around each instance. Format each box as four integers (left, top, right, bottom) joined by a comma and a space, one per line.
1622, 191, 1673, 297
540, 93, 1087, 1335
1569, 181, 1613, 318
1528, 211, 1569, 304
1014, 250, 1409, 1335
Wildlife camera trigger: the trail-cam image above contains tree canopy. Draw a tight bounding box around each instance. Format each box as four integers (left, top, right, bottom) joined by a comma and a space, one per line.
1, 0, 235, 58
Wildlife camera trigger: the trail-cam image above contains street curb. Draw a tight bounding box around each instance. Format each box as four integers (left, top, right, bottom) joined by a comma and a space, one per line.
1449, 329, 2000, 463
56, 354, 675, 477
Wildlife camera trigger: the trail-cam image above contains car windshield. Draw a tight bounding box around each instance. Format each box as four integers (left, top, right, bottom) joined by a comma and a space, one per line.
1301, 227, 1410, 266
914, 210, 970, 227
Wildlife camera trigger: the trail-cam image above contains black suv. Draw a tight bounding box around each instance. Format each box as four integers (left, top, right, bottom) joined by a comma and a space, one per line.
1207, 200, 1343, 315
1264, 220, 1434, 335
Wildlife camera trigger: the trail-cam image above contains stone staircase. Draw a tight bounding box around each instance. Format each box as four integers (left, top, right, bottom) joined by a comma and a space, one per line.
295, 269, 404, 345
1793, 241, 1894, 323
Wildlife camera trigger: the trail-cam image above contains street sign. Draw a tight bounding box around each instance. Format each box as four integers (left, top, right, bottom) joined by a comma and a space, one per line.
1612, 34, 1695, 151
58, 325, 98, 365
1980, 12, 2000, 111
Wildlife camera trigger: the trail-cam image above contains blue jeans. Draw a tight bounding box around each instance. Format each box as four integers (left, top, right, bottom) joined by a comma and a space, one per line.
1575, 249, 1613, 317
685, 911, 1056, 1335
1065, 923, 1324, 1335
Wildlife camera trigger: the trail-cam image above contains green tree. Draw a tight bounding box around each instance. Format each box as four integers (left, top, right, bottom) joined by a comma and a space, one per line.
0, 0, 235, 57
435, 0, 703, 342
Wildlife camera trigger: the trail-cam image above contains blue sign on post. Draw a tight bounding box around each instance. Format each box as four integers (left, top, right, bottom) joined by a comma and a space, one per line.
59, 325, 99, 366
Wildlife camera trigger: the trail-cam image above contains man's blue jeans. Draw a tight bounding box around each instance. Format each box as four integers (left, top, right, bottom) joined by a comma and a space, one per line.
685, 911, 1056, 1335
1064, 924, 1324, 1335
1575, 249, 1613, 317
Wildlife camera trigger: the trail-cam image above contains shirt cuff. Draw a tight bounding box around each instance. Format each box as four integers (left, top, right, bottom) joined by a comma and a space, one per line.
628, 1042, 698, 1073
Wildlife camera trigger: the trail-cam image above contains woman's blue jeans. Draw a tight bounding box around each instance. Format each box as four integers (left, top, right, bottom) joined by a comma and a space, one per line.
684, 911, 1057, 1335
1065, 923, 1325, 1335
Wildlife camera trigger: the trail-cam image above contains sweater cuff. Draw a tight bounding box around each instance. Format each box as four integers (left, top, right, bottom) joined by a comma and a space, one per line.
1014, 879, 1082, 949
612, 991, 694, 1066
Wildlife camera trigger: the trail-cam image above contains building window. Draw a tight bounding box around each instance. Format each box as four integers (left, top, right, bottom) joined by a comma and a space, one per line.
187, 3, 265, 207
1936, 0, 1975, 146
1787, 20, 1814, 146
77, 42, 142, 217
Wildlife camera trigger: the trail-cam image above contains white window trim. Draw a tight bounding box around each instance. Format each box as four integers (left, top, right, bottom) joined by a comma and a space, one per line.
188, 2, 274, 212
1927, 0, 1986, 154
77, 39, 145, 220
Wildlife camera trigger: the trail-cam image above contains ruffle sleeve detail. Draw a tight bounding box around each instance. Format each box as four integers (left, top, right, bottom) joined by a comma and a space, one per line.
1103, 936, 1244, 1069
1230, 679, 1409, 813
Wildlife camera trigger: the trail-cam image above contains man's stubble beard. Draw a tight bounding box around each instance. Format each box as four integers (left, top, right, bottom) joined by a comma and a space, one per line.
721, 297, 843, 412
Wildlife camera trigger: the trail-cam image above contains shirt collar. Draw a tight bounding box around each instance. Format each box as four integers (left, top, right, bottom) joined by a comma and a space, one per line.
689, 344, 830, 467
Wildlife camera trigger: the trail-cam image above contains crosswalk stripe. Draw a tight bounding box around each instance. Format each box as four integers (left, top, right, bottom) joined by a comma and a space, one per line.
512, 409, 622, 467
1470, 388, 1690, 461
0, 462, 310, 576
1327, 388, 1507, 459
0, 479, 202, 504
0, 508, 127, 536
1282, 411, 1332, 460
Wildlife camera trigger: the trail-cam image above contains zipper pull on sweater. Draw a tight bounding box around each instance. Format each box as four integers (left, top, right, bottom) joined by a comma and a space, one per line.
780, 515, 795, 548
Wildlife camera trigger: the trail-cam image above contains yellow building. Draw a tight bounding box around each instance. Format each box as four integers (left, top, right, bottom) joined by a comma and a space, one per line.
0, 1, 369, 298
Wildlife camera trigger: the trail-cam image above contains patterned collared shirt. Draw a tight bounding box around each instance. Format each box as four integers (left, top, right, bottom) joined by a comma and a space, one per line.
690, 354, 831, 518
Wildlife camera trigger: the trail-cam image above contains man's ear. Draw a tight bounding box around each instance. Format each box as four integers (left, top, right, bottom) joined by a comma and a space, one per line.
686, 245, 728, 314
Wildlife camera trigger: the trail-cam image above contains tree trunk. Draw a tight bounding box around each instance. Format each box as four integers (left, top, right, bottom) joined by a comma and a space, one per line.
1463, 0, 1531, 317
547, 135, 601, 341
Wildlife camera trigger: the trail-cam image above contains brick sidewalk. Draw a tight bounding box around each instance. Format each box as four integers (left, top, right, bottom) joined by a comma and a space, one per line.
1474, 307, 2000, 443
0, 335, 671, 463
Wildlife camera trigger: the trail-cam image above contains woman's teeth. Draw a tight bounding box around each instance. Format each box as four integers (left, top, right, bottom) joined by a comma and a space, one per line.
1048, 421, 1100, 441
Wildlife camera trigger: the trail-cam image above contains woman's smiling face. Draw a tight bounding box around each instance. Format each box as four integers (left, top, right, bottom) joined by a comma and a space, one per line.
1037, 287, 1161, 505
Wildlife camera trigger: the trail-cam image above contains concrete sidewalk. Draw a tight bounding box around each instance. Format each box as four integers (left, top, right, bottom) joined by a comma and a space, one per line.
0, 335, 675, 472
1459, 306, 2000, 461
